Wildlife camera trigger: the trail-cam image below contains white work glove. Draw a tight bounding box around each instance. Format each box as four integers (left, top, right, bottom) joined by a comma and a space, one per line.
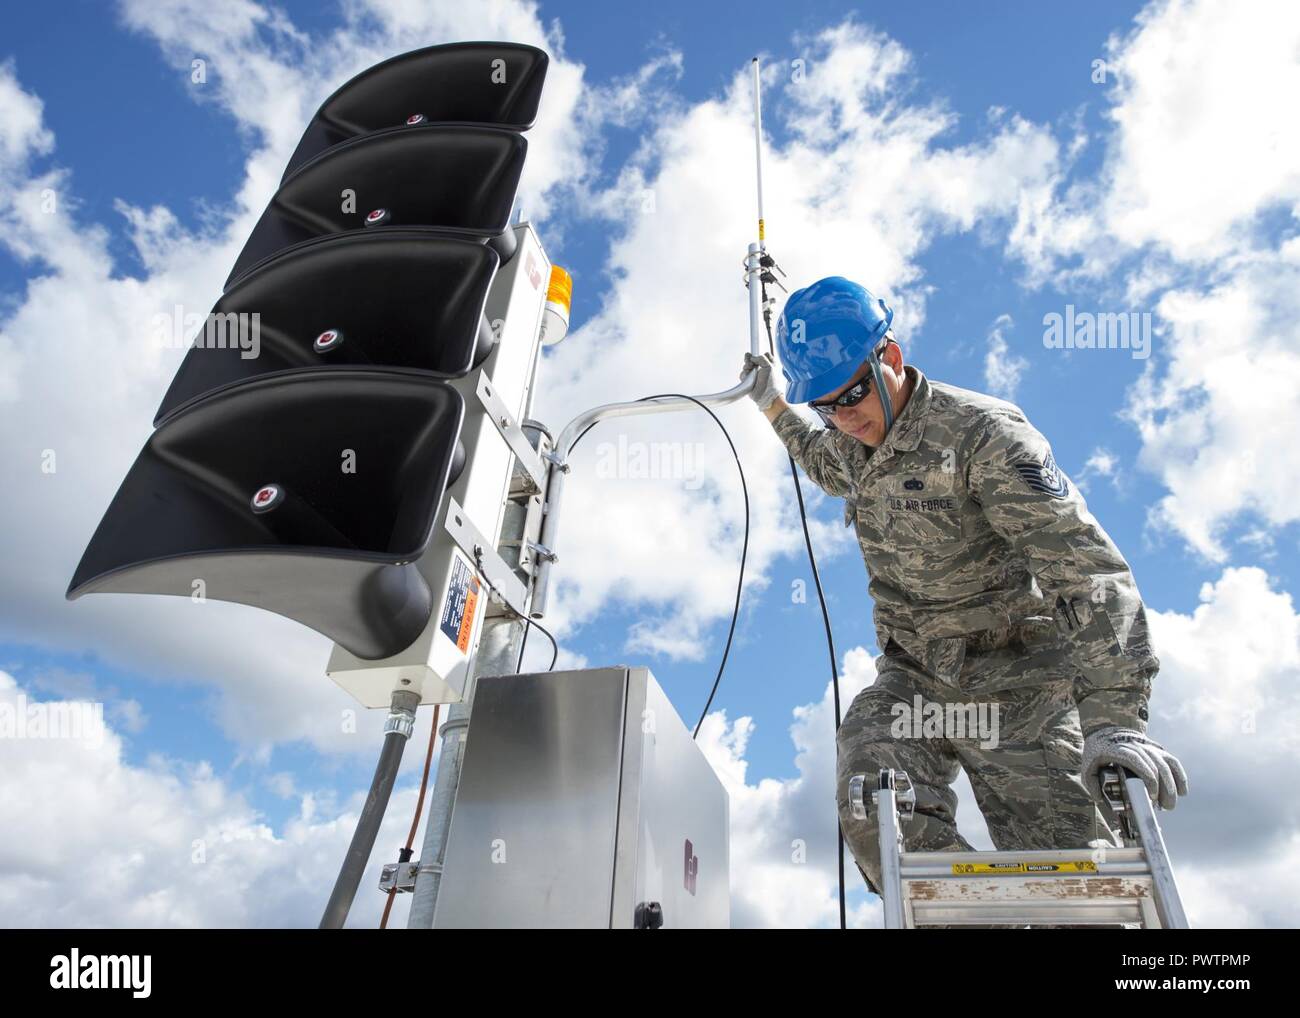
740, 351, 782, 411
1081, 726, 1189, 813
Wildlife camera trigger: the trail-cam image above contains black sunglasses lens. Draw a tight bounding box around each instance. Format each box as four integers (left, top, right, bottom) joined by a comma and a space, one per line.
845, 379, 871, 406
839, 372, 874, 408
812, 365, 876, 417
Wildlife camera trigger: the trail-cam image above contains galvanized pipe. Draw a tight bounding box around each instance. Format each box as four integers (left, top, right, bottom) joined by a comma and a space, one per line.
405, 421, 547, 929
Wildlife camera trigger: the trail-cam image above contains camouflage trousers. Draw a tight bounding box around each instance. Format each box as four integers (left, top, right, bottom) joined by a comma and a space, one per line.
836, 637, 1117, 899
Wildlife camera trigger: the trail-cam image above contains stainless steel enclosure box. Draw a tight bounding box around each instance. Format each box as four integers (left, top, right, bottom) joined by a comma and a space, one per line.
433, 666, 730, 928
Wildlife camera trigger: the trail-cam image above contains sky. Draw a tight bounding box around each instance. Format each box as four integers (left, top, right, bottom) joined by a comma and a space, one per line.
1, 0, 1298, 928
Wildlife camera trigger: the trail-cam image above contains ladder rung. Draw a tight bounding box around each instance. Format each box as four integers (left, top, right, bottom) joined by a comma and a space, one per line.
900, 847, 1156, 925
910, 898, 1153, 926
905, 873, 1153, 902
902, 846, 1148, 872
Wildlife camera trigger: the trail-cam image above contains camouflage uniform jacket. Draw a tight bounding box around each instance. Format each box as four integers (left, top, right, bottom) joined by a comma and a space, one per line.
771, 365, 1158, 737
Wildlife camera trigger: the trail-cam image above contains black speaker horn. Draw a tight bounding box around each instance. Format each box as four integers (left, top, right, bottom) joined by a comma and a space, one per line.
69, 371, 465, 661
156, 230, 498, 424
284, 41, 548, 179
227, 126, 526, 289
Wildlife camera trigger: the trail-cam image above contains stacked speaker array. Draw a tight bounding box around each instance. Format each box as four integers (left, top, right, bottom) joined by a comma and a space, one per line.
69, 42, 549, 660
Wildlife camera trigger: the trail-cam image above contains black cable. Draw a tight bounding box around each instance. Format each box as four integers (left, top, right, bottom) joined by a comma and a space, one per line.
473, 548, 559, 671
515, 617, 530, 672
641, 395, 748, 738
527, 614, 560, 671
566, 399, 749, 740
762, 283, 848, 931
533, 340, 843, 925
319, 725, 410, 929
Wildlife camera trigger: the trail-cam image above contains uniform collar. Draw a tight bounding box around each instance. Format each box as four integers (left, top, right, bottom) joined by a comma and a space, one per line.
872, 365, 929, 458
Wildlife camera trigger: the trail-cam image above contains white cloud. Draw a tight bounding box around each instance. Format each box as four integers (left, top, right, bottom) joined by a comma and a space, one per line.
1125, 254, 1300, 560
1142, 567, 1300, 927
695, 646, 882, 928
1100, 1, 1300, 564
0, 669, 441, 927
1075, 446, 1119, 494
982, 313, 1028, 400
1084, 448, 1117, 475
1099, 0, 1300, 263
1001, 0, 1300, 561
1010, 0, 1300, 275
0, 58, 52, 170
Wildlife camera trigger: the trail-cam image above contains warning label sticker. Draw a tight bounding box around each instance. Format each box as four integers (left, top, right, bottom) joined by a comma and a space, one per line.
439, 555, 481, 654
951, 861, 1098, 875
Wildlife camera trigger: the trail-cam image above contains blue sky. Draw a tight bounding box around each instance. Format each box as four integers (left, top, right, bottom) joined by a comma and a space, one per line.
1, 0, 1298, 928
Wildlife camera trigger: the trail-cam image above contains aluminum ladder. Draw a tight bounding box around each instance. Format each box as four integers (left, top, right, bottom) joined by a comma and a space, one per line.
848, 766, 1190, 928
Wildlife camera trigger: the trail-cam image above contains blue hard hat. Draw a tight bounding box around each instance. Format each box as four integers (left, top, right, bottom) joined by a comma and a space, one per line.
775, 276, 894, 403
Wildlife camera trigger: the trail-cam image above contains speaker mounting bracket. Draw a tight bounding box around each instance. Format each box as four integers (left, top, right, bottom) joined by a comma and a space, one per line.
442, 496, 529, 618
474, 370, 547, 495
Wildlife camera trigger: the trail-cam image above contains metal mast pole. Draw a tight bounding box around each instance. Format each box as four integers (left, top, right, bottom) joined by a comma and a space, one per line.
406, 340, 550, 929
746, 57, 765, 357
404, 612, 526, 928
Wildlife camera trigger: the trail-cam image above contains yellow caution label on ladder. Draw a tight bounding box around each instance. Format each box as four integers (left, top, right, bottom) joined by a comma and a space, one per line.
950, 860, 1098, 875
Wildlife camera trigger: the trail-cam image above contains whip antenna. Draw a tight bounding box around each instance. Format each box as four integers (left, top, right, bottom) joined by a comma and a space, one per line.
752, 57, 766, 253
745, 58, 785, 356
744, 57, 765, 356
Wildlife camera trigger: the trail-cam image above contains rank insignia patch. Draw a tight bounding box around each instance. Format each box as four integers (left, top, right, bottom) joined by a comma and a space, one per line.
1013, 451, 1069, 498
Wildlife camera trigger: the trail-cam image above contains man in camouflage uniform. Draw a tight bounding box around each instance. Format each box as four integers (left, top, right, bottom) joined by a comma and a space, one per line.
741, 276, 1188, 902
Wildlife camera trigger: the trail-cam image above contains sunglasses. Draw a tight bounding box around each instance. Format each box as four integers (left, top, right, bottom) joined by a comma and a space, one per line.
809, 362, 877, 421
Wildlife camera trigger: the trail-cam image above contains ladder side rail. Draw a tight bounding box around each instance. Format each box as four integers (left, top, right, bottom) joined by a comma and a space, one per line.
1123, 773, 1190, 929
875, 782, 907, 929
